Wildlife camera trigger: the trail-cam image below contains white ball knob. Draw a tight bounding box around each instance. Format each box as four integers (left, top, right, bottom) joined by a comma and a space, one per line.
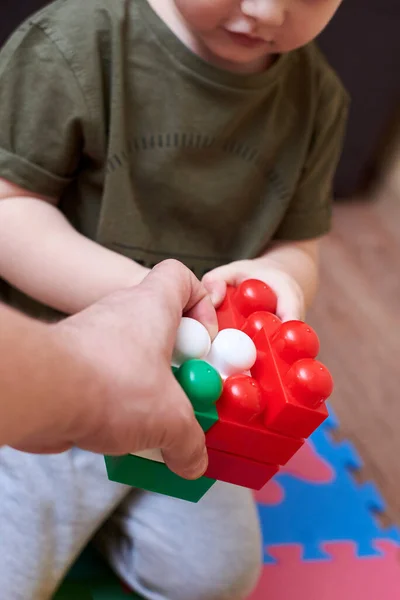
205, 329, 257, 379
172, 317, 212, 367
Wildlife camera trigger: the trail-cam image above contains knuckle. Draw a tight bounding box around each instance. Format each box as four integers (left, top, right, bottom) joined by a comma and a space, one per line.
160, 258, 184, 272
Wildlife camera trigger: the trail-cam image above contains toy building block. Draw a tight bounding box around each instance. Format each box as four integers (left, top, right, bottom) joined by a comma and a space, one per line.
104, 280, 333, 501
174, 359, 222, 432
53, 582, 93, 600
89, 580, 143, 599
172, 317, 211, 366
105, 351, 224, 502
54, 580, 142, 599
205, 279, 333, 466
250, 321, 332, 439
217, 279, 277, 330
105, 453, 216, 502
104, 357, 223, 503
104, 328, 223, 501
204, 447, 279, 490
55, 543, 144, 600
205, 403, 304, 465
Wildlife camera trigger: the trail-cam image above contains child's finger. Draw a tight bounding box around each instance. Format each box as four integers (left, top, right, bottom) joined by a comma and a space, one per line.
203, 262, 247, 289
201, 276, 226, 308
276, 287, 305, 322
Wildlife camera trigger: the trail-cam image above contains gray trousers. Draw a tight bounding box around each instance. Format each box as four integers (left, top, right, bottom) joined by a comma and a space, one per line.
0, 446, 262, 600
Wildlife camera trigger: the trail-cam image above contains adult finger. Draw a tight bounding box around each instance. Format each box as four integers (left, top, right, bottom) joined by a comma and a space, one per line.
143, 260, 218, 340
159, 374, 209, 480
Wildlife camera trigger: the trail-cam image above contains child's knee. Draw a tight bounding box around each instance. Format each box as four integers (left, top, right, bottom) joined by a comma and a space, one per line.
133, 523, 261, 600
103, 484, 262, 600
135, 494, 262, 600
183, 528, 262, 600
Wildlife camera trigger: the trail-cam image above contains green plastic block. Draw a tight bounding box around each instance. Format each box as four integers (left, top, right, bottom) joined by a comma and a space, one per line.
55, 580, 142, 600
53, 581, 93, 599
90, 580, 142, 599
173, 360, 221, 432
176, 359, 221, 433
103, 360, 220, 500
55, 543, 144, 599
66, 544, 112, 580
176, 360, 222, 411
194, 405, 218, 432
105, 454, 216, 502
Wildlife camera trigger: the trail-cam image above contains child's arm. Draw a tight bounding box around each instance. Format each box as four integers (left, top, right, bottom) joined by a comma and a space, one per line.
258, 239, 319, 311
0, 178, 149, 314
202, 238, 320, 322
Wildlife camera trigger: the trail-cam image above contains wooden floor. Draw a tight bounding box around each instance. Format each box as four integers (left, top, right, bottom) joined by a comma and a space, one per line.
308, 180, 400, 527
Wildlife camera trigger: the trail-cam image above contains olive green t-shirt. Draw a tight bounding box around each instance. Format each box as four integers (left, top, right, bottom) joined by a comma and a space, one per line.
0, 0, 348, 317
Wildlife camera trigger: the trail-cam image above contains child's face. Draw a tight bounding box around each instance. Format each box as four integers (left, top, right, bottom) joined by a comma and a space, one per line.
173, 0, 343, 72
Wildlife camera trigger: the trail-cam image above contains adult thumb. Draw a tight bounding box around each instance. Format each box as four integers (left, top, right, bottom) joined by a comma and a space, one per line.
159, 377, 209, 480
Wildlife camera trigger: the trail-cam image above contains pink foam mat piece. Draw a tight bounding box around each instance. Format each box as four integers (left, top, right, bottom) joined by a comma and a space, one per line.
254, 441, 334, 505
248, 540, 400, 600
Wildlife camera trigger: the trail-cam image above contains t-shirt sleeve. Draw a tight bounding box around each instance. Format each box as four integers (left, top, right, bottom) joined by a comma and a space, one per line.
0, 22, 87, 198
272, 71, 349, 241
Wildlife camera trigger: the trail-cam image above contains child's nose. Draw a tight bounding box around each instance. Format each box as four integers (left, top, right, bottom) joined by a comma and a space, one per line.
241, 0, 286, 28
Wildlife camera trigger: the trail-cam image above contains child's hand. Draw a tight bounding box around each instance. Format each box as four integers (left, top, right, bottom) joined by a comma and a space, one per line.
203, 258, 305, 322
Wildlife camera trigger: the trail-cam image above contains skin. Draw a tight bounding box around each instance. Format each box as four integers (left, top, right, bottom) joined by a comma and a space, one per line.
148, 0, 344, 74
0, 260, 217, 480
203, 239, 319, 321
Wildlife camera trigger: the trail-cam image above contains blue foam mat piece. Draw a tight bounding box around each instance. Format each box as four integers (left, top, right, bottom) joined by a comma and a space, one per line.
258, 406, 400, 562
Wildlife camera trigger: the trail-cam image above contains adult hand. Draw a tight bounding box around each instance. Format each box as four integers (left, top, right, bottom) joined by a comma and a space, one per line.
10, 260, 218, 480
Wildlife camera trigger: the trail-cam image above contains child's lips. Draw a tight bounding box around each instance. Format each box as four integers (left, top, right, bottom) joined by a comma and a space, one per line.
223, 29, 269, 49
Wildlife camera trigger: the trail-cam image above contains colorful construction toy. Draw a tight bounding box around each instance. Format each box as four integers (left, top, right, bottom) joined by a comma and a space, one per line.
105, 279, 333, 502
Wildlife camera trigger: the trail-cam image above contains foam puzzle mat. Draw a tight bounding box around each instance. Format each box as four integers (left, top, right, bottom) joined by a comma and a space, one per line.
248, 408, 400, 599
55, 408, 400, 599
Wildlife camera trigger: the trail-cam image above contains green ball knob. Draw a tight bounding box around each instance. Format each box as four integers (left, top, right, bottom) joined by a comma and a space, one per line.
171, 365, 179, 378
176, 359, 223, 410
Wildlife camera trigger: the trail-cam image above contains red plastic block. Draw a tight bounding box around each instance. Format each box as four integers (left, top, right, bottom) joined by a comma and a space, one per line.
204, 447, 279, 490
217, 280, 277, 331
250, 321, 332, 439
206, 402, 304, 466
218, 310, 332, 440
206, 279, 333, 468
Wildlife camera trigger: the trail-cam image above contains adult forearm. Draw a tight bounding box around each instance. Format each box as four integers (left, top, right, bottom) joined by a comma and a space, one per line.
0, 197, 149, 314
0, 304, 94, 448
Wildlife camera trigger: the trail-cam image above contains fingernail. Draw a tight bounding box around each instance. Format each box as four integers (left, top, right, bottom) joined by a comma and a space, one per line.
183, 449, 208, 480
209, 290, 220, 306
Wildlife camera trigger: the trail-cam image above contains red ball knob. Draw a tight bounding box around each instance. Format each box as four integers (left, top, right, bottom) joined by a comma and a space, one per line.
234, 279, 277, 318
285, 359, 333, 408
219, 374, 266, 423
271, 321, 320, 363
242, 311, 281, 340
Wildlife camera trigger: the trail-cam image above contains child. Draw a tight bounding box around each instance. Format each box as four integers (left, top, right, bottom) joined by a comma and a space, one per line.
0, 1, 348, 599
